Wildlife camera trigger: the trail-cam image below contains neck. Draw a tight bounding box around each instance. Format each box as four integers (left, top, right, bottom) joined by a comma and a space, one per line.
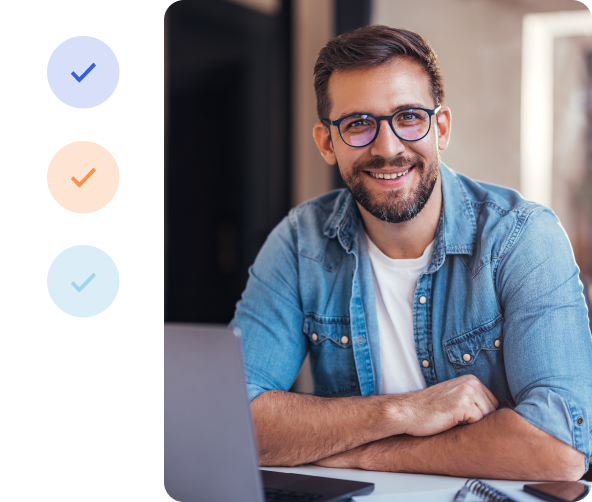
358, 175, 442, 259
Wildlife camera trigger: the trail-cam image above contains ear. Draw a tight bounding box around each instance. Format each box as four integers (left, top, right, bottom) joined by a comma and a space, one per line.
436, 107, 451, 151
313, 122, 337, 165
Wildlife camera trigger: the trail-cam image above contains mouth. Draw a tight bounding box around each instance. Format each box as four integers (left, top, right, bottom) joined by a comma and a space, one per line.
366, 166, 413, 180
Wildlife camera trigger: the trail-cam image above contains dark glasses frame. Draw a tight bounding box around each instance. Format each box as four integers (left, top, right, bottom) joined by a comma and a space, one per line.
322, 105, 442, 147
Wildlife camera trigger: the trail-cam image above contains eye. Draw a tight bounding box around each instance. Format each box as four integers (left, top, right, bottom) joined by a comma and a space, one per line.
398, 109, 419, 121
342, 115, 374, 130
393, 109, 428, 126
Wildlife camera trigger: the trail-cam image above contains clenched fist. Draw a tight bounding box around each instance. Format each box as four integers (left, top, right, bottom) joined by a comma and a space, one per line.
394, 374, 498, 437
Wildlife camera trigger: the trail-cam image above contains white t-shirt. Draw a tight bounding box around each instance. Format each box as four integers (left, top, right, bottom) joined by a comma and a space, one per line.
366, 234, 434, 395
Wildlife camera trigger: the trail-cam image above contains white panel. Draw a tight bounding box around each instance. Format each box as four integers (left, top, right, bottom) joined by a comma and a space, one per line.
521, 10, 592, 206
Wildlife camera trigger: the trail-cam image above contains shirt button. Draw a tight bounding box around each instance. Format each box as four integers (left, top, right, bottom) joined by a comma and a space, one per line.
357, 336, 365, 345
422, 360, 430, 368
463, 353, 472, 362
419, 296, 427, 304
341, 336, 349, 344
577, 417, 584, 426
494, 339, 501, 348
311, 333, 318, 342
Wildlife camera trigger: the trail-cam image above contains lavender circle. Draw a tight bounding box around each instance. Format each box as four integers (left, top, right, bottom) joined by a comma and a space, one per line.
47, 36, 119, 108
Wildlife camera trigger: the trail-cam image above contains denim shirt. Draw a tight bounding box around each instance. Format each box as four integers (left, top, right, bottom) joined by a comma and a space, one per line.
231, 164, 592, 466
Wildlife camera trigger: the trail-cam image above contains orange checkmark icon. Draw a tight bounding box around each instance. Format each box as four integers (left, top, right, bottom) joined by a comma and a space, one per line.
71, 168, 96, 187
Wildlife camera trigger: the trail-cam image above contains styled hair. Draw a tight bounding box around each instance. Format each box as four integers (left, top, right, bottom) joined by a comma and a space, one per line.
313, 25, 444, 121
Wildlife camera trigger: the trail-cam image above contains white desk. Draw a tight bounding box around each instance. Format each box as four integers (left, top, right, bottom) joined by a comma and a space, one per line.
265, 465, 586, 500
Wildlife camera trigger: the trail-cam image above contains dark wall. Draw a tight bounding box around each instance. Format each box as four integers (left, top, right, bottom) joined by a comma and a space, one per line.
165, 0, 291, 323
336, 0, 371, 35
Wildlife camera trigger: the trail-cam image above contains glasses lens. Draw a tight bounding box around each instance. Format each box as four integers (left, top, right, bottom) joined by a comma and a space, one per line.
339, 114, 377, 147
392, 109, 430, 141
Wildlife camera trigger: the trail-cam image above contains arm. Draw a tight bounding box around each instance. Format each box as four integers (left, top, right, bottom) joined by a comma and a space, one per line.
252, 390, 404, 467
317, 208, 591, 480
252, 375, 498, 466
234, 216, 496, 467
315, 408, 585, 481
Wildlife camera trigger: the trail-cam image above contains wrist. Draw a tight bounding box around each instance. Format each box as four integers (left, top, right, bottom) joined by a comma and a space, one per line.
353, 442, 372, 471
356, 436, 403, 472
384, 393, 413, 436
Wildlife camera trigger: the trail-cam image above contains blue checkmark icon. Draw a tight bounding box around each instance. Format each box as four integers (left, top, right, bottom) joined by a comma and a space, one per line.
71, 273, 96, 292
71, 63, 96, 82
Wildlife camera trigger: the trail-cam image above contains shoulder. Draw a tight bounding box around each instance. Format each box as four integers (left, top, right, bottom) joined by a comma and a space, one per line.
448, 167, 536, 217
288, 189, 352, 234
258, 189, 351, 261
442, 166, 564, 268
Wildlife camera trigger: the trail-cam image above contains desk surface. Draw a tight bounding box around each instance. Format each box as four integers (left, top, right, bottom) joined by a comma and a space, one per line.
265, 465, 579, 499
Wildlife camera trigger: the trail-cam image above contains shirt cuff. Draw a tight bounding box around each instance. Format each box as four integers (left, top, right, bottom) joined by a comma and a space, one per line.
246, 383, 270, 404
514, 387, 590, 471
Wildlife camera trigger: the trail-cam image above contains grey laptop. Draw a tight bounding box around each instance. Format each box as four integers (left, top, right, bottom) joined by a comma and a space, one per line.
164, 324, 375, 502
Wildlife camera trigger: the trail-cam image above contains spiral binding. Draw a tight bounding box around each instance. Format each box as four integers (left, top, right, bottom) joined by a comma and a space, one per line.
464, 478, 515, 502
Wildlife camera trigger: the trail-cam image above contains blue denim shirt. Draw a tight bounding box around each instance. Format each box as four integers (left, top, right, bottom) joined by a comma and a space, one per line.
231, 164, 592, 466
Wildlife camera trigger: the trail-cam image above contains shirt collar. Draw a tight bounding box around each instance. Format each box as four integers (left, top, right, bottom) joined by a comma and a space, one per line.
323, 163, 476, 262
323, 188, 359, 251
438, 163, 476, 254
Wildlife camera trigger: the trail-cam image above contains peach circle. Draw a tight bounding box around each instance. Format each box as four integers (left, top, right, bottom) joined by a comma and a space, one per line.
47, 141, 119, 213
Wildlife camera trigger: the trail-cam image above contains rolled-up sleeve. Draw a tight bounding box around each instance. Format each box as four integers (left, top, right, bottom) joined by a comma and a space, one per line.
230, 215, 308, 403
497, 207, 592, 468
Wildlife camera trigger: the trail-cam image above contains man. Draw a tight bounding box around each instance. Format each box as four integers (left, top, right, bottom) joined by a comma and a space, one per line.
230, 25, 592, 480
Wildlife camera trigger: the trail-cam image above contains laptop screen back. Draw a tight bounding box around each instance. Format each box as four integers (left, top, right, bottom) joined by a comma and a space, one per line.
164, 324, 263, 502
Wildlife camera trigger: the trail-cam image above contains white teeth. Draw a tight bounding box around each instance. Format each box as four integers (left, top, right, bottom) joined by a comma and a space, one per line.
369, 168, 410, 179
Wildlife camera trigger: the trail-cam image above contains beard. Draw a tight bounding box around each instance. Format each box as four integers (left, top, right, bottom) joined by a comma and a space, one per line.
339, 150, 441, 224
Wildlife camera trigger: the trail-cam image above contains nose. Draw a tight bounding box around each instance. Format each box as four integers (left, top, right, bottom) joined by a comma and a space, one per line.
369, 119, 406, 159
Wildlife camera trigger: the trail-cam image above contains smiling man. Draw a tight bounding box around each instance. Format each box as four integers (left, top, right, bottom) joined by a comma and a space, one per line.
230, 25, 592, 480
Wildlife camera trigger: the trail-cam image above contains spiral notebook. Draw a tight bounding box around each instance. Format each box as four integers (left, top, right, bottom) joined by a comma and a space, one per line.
352, 479, 549, 502
453, 479, 519, 502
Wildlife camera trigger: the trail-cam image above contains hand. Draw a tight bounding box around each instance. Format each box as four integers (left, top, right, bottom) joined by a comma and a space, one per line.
397, 374, 498, 436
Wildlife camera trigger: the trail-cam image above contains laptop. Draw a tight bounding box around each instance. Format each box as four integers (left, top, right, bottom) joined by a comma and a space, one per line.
164, 324, 375, 502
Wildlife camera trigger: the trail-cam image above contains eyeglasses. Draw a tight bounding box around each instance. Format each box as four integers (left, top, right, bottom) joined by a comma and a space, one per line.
322, 105, 441, 148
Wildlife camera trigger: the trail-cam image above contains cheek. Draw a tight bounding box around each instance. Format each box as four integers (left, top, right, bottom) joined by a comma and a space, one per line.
334, 149, 362, 173
336, 153, 363, 177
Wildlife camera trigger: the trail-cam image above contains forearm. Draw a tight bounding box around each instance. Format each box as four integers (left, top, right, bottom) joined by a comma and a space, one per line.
340, 408, 585, 480
251, 390, 408, 466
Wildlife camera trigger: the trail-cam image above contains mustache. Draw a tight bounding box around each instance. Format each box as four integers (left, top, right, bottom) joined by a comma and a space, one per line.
352, 155, 424, 174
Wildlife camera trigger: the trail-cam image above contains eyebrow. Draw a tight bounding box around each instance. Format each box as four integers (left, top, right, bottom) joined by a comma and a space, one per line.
334, 103, 429, 120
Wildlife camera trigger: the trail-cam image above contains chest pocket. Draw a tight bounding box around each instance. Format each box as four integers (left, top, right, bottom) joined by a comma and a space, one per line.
445, 315, 512, 401
303, 314, 360, 397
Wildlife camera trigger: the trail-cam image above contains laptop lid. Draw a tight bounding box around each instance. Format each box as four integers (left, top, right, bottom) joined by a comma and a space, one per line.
164, 324, 263, 502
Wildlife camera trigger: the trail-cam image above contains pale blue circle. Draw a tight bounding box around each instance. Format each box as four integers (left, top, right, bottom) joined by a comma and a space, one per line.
47, 245, 119, 317
47, 36, 119, 108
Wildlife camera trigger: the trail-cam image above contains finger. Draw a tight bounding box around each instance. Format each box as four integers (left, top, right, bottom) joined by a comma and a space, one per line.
463, 376, 499, 411
463, 407, 485, 424
471, 394, 496, 420
468, 385, 497, 415
476, 383, 499, 412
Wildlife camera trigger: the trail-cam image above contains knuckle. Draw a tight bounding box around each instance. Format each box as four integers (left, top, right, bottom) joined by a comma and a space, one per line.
460, 383, 476, 395
459, 394, 473, 408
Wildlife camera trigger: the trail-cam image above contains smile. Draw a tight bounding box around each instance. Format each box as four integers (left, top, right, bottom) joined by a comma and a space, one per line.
367, 167, 412, 180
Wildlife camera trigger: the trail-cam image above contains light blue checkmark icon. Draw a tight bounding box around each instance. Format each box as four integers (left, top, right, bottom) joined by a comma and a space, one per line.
71, 63, 96, 82
48, 246, 119, 317
71, 273, 96, 292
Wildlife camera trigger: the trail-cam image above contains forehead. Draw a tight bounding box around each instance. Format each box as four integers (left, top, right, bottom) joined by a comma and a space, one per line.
327, 58, 434, 117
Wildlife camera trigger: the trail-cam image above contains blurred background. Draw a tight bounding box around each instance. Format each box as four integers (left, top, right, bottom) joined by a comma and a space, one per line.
165, 0, 592, 390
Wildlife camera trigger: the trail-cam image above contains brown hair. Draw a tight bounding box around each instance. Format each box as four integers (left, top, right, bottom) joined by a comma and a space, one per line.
314, 25, 444, 121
